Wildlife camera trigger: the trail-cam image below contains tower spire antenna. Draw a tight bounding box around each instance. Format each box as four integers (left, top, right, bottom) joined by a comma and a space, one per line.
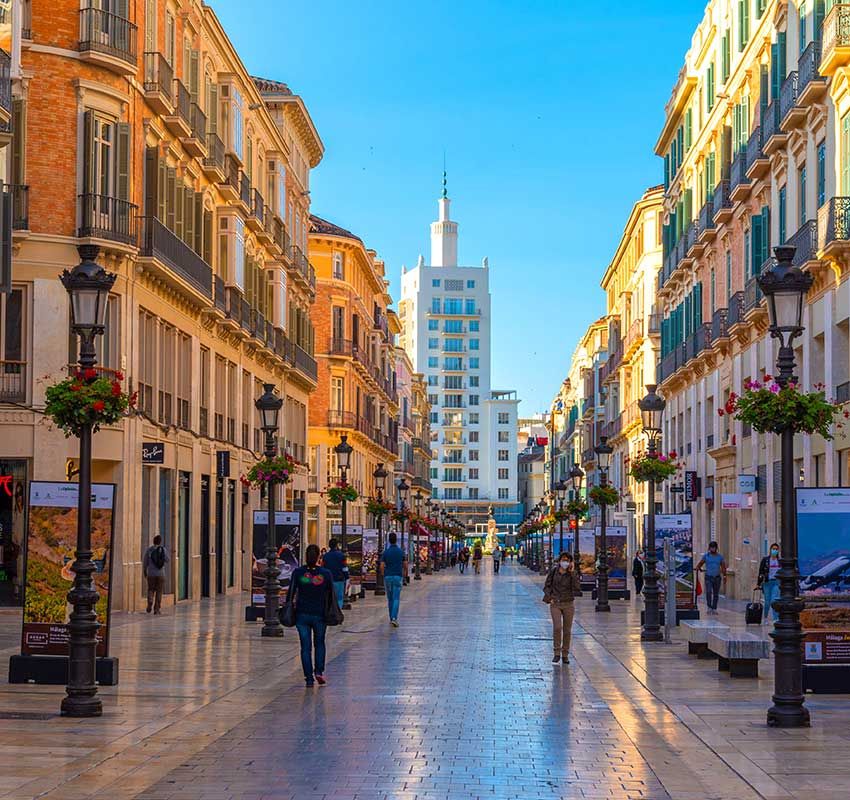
442, 151, 448, 199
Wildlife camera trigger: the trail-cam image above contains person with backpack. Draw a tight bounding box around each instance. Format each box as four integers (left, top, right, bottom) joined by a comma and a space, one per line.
143, 534, 169, 614
472, 542, 483, 574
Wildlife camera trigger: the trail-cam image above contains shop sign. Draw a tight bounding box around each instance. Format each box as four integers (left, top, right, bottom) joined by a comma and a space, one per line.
216, 450, 231, 478
141, 442, 165, 464
684, 471, 700, 501
738, 474, 757, 494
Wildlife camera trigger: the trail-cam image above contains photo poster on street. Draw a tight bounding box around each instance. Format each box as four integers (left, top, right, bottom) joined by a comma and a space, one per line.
578, 525, 597, 587
795, 488, 850, 665
331, 524, 364, 585
652, 514, 695, 609
251, 511, 301, 606
552, 534, 574, 559
362, 529, 378, 585
594, 526, 628, 589
21, 482, 116, 658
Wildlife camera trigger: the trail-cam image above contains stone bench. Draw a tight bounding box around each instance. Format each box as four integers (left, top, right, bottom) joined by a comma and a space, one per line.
707, 630, 770, 678
682, 620, 730, 658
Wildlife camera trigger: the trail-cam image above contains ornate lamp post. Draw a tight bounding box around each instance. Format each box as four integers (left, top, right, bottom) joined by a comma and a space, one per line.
639, 384, 665, 642
555, 479, 567, 557
373, 462, 388, 597
334, 434, 353, 610
759, 244, 812, 728
413, 489, 423, 580
536, 500, 547, 574
569, 462, 584, 565
255, 384, 285, 638
60, 245, 116, 718
594, 436, 613, 613
397, 477, 410, 583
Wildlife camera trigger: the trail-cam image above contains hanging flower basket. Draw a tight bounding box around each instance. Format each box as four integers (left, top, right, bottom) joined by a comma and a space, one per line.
565, 498, 589, 517
241, 453, 298, 488
366, 498, 394, 518
391, 509, 409, 523
629, 452, 679, 483
44, 369, 135, 436
589, 484, 620, 506
552, 509, 570, 522
720, 377, 843, 439
327, 481, 358, 505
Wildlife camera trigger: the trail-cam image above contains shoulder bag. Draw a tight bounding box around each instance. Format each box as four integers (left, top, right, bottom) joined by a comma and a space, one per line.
279, 582, 297, 628
324, 585, 344, 626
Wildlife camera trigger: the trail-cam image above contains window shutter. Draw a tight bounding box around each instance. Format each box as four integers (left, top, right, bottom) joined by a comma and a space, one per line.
166, 167, 176, 231
194, 195, 203, 255
751, 214, 762, 277
0, 191, 11, 294
815, 1, 826, 41
174, 183, 184, 240
762, 206, 771, 262
778, 32, 787, 92
208, 83, 218, 134
144, 146, 158, 217
115, 122, 130, 201
190, 50, 200, 101
770, 43, 779, 100
82, 109, 95, 196
203, 209, 213, 266
185, 188, 194, 247
685, 109, 692, 151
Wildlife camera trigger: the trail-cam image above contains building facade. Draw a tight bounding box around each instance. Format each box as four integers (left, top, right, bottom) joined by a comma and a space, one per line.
0, 0, 321, 611
307, 216, 398, 543
399, 189, 519, 527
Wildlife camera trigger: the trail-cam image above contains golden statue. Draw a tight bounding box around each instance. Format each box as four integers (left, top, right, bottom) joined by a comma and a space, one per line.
485, 506, 499, 553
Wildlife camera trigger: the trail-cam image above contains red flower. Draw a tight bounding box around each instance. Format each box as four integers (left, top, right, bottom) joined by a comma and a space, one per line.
129, 391, 138, 407
717, 409, 724, 417
84, 368, 97, 380
111, 381, 122, 397
114, 370, 124, 381
92, 400, 105, 412
70, 383, 82, 392
763, 374, 772, 382
668, 450, 678, 459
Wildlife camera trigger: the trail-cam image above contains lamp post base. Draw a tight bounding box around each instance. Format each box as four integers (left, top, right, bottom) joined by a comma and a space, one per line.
261, 625, 284, 638
767, 703, 811, 728
61, 694, 102, 718
374, 588, 386, 596
641, 629, 664, 642
595, 603, 611, 613
414, 573, 422, 581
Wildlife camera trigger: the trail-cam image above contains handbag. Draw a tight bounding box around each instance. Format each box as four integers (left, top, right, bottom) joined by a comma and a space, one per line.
324, 587, 344, 626
279, 586, 296, 628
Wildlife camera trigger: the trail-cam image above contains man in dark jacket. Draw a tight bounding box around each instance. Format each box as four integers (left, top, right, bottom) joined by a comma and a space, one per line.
632, 551, 645, 597
322, 538, 348, 609
543, 552, 582, 664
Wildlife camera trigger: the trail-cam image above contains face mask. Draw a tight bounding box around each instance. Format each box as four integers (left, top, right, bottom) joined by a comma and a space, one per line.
770, 549, 779, 556
559, 561, 570, 569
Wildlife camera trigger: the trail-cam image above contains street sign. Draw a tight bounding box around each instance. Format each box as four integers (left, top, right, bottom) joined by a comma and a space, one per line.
141, 442, 165, 464
684, 471, 700, 501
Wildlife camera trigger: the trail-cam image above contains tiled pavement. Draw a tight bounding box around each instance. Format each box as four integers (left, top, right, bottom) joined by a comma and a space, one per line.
0, 564, 849, 800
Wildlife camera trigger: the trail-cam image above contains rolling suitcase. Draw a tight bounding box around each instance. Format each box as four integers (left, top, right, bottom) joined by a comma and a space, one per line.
745, 589, 764, 625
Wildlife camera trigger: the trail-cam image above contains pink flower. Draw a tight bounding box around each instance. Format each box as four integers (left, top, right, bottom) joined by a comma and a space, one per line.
769, 383, 781, 394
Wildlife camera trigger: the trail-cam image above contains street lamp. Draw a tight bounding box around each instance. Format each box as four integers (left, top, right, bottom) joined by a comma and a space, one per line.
255, 384, 285, 638
594, 435, 614, 613
536, 500, 547, 574
397, 477, 410, 584
555, 479, 567, 558
639, 384, 665, 642
373, 463, 388, 597
334, 434, 354, 610
413, 488, 423, 580
569, 462, 585, 565
759, 244, 813, 729
60, 245, 115, 718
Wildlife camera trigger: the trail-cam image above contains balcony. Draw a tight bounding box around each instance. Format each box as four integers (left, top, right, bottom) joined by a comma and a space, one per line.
838, 381, 850, 404
605, 413, 623, 440
163, 79, 191, 138
292, 344, 318, 383
821, 5, 850, 76
239, 173, 251, 210
647, 313, 660, 336
786, 219, 818, 267
623, 318, 643, 358
745, 126, 769, 181
183, 103, 207, 157
327, 410, 356, 430
697, 198, 715, 242
79, 8, 137, 75
798, 41, 827, 105
744, 274, 764, 312
819, 197, 850, 267
0, 361, 26, 403
712, 180, 732, 225
0, 50, 8, 138
248, 189, 265, 233
77, 193, 138, 247
685, 323, 711, 362
220, 155, 241, 203
779, 72, 805, 131
730, 151, 750, 202
8, 185, 29, 231
202, 132, 225, 182
762, 101, 787, 154
727, 291, 745, 329
581, 448, 596, 466
212, 274, 226, 316
683, 222, 698, 260
328, 337, 353, 357
140, 216, 213, 300
143, 53, 173, 115
710, 307, 728, 344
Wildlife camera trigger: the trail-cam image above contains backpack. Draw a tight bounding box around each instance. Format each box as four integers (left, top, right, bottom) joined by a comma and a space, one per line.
150, 545, 166, 570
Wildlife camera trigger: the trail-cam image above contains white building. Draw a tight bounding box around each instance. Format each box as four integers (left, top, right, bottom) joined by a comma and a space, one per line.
399, 186, 520, 527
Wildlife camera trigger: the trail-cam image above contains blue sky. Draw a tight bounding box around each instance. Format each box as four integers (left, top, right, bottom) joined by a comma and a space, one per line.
211, 0, 707, 415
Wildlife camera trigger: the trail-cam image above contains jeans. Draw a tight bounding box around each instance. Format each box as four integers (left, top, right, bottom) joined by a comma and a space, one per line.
634, 576, 644, 597
549, 601, 575, 657
762, 578, 779, 622
295, 612, 327, 680
333, 581, 346, 609
385, 575, 403, 620
494, 559, 500, 574
459, 561, 465, 573
706, 574, 722, 610
146, 575, 164, 613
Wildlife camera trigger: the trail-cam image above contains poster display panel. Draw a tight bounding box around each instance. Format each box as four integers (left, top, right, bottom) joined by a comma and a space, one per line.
331, 524, 364, 585
796, 488, 850, 664
578, 526, 597, 586
251, 511, 301, 606
653, 514, 695, 609
362, 529, 378, 584
22, 482, 116, 657
595, 526, 627, 589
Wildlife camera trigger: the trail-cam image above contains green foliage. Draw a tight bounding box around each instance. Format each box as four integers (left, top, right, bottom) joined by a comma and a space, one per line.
589, 484, 620, 506
241, 453, 298, 488
629, 453, 679, 483
327, 482, 358, 504
44, 370, 134, 436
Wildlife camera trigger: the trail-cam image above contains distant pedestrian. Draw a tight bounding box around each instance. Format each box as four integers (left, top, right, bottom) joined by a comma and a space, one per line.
322, 538, 348, 609
632, 551, 644, 597
143, 534, 169, 615
757, 542, 781, 623
492, 545, 502, 574
459, 546, 470, 574
287, 544, 334, 687
696, 541, 727, 614
543, 552, 582, 664
473, 543, 483, 574
381, 532, 407, 627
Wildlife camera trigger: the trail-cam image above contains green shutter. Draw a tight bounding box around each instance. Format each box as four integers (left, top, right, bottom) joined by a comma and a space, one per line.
82, 110, 95, 195
770, 42, 779, 100
685, 108, 693, 151
762, 206, 771, 264
760, 64, 769, 129
166, 167, 176, 231
815, 1, 826, 41
777, 32, 787, 98
115, 122, 130, 202
144, 146, 158, 217
751, 213, 763, 277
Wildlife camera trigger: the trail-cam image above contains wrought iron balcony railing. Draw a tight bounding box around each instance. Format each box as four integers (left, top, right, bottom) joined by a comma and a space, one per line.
79, 8, 137, 66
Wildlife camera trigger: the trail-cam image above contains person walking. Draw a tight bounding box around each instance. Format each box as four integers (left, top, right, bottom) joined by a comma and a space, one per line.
322, 538, 348, 609
492, 544, 502, 575
472, 542, 483, 575
543, 551, 582, 664
142, 534, 169, 615
632, 551, 644, 597
696, 541, 727, 615
380, 531, 407, 627
287, 544, 334, 687
757, 542, 781, 624
459, 545, 469, 574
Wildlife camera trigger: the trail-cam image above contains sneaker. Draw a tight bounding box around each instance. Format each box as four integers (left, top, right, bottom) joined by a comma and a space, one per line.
391, 619, 399, 627
315, 674, 327, 686
146, 605, 152, 614
552, 655, 560, 663
305, 679, 314, 688
562, 655, 570, 664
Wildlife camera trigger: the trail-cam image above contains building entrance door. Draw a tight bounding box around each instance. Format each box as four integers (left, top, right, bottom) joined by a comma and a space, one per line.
200, 474, 211, 598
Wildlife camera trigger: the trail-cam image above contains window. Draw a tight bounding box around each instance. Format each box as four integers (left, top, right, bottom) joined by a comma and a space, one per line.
498, 412, 510, 424
428, 319, 439, 331
444, 468, 462, 482
498, 431, 510, 442
332, 252, 344, 280
428, 393, 439, 406
498, 468, 509, 480
469, 412, 479, 424
430, 411, 438, 424
469, 450, 479, 461
444, 319, 463, 333
468, 488, 479, 499
721, 32, 730, 82
165, 9, 175, 64
744, 226, 751, 279
430, 467, 438, 479
428, 356, 438, 368
469, 320, 479, 332
469, 357, 479, 369
466, 280, 475, 289
469, 375, 479, 387
843, 113, 850, 195
444, 338, 463, 352
445, 488, 462, 500
465, 299, 476, 314
469, 338, 479, 350
778, 184, 787, 243
330, 377, 344, 411
432, 278, 441, 287
498, 488, 509, 500
469, 431, 479, 442
428, 337, 439, 349
738, 0, 750, 51
427, 375, 438, 386
431, 297, 441, 313
799, 1, 807, 54
498, 449, 509, 461
818, 140, 826, 208
445, 279, 463, 291
443, 357, 463, 370
444, 375, 463, 389
444, 298, 463, 314
469, 468, 479, 479
799, 165, 807, 228
177, 333, 191, 429
469, 394, 479, 406
706, 62, 716, 112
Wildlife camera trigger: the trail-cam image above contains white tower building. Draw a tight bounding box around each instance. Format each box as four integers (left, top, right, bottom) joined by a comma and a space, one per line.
399, 182, 520, 529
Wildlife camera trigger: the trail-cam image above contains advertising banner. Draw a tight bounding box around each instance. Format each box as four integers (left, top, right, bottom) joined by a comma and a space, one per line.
796, 488, 850, 664
22, 482, 116, 657
331, 524, 364, 585
653, 514, 695, 609
251, 511, 301, 606
595, 526, 627, 589
578, 526, 597, 587
362, 529, 378, 585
